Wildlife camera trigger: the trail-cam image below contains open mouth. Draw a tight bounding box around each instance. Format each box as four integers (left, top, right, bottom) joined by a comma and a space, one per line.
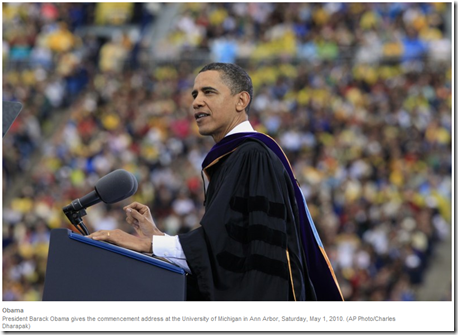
195, 113, 210, 120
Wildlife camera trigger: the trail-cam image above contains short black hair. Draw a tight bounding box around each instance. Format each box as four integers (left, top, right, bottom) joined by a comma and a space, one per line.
199, 63, 253, 114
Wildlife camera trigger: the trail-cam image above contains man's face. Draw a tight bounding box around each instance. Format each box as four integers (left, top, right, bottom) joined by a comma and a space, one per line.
191, 70, 243, 143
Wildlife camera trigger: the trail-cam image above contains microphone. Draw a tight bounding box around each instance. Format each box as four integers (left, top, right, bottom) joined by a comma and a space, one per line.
63, 169, 138, 212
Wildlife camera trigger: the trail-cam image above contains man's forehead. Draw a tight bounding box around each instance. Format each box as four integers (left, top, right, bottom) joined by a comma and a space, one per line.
193, 70, 224, 89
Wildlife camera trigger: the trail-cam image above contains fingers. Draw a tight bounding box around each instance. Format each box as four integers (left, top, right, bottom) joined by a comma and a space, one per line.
87, 229, 152, 253
126, 216, 140, 229
122, 202, 161, 238
123, 202, 149, 214
124, 207, 144, 221
124, 207, 141, 229
87, 230, 114, 242
125, 203, 151, 221
124, 201, 143, 210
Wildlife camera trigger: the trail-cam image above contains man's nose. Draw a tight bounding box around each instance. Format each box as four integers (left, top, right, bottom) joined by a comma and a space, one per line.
192, 94, 204, 109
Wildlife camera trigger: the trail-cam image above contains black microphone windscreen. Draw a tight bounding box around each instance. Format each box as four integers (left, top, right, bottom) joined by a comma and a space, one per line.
130, 172, 138, 195
95, 169, 138, 204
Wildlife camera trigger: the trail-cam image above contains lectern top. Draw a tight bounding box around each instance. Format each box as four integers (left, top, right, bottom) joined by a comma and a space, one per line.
69, 230, 185, 275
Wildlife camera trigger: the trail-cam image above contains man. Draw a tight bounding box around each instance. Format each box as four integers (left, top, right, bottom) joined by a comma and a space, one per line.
88, 63, 343, 301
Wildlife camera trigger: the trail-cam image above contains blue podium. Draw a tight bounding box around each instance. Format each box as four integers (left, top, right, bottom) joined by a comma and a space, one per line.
43, 229, 186, 301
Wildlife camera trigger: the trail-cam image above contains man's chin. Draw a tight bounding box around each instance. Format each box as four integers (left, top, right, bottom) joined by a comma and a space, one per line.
197, 127, 211, 137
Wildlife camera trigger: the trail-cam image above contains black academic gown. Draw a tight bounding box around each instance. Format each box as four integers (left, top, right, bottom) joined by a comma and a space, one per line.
179, 139, 315, 301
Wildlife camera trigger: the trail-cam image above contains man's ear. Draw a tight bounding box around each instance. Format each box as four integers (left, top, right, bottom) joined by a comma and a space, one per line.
235, 91, 250, 113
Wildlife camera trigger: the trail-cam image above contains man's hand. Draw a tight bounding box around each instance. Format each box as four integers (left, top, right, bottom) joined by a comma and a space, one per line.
123, 202, 164, 239
87, 229, 152, 253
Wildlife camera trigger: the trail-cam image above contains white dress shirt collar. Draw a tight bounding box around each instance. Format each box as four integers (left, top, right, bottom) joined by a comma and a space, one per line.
225, 121, 256, 137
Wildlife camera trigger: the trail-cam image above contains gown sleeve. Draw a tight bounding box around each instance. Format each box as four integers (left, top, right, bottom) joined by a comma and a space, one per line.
179, 141, 309, 300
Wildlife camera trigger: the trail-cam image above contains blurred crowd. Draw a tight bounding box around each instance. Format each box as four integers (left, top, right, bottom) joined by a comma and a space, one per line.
2, 3, 451, 301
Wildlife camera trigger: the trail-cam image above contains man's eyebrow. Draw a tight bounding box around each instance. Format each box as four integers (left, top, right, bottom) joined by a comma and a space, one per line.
202, 86, 217, 92
191, 86, 218, 97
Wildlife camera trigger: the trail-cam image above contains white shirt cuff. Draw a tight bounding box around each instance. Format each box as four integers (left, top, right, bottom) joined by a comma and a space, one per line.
153, 234, 191, 274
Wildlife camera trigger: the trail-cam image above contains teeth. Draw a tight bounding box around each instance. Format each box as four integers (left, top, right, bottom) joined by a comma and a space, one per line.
196, 113, 208, 119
